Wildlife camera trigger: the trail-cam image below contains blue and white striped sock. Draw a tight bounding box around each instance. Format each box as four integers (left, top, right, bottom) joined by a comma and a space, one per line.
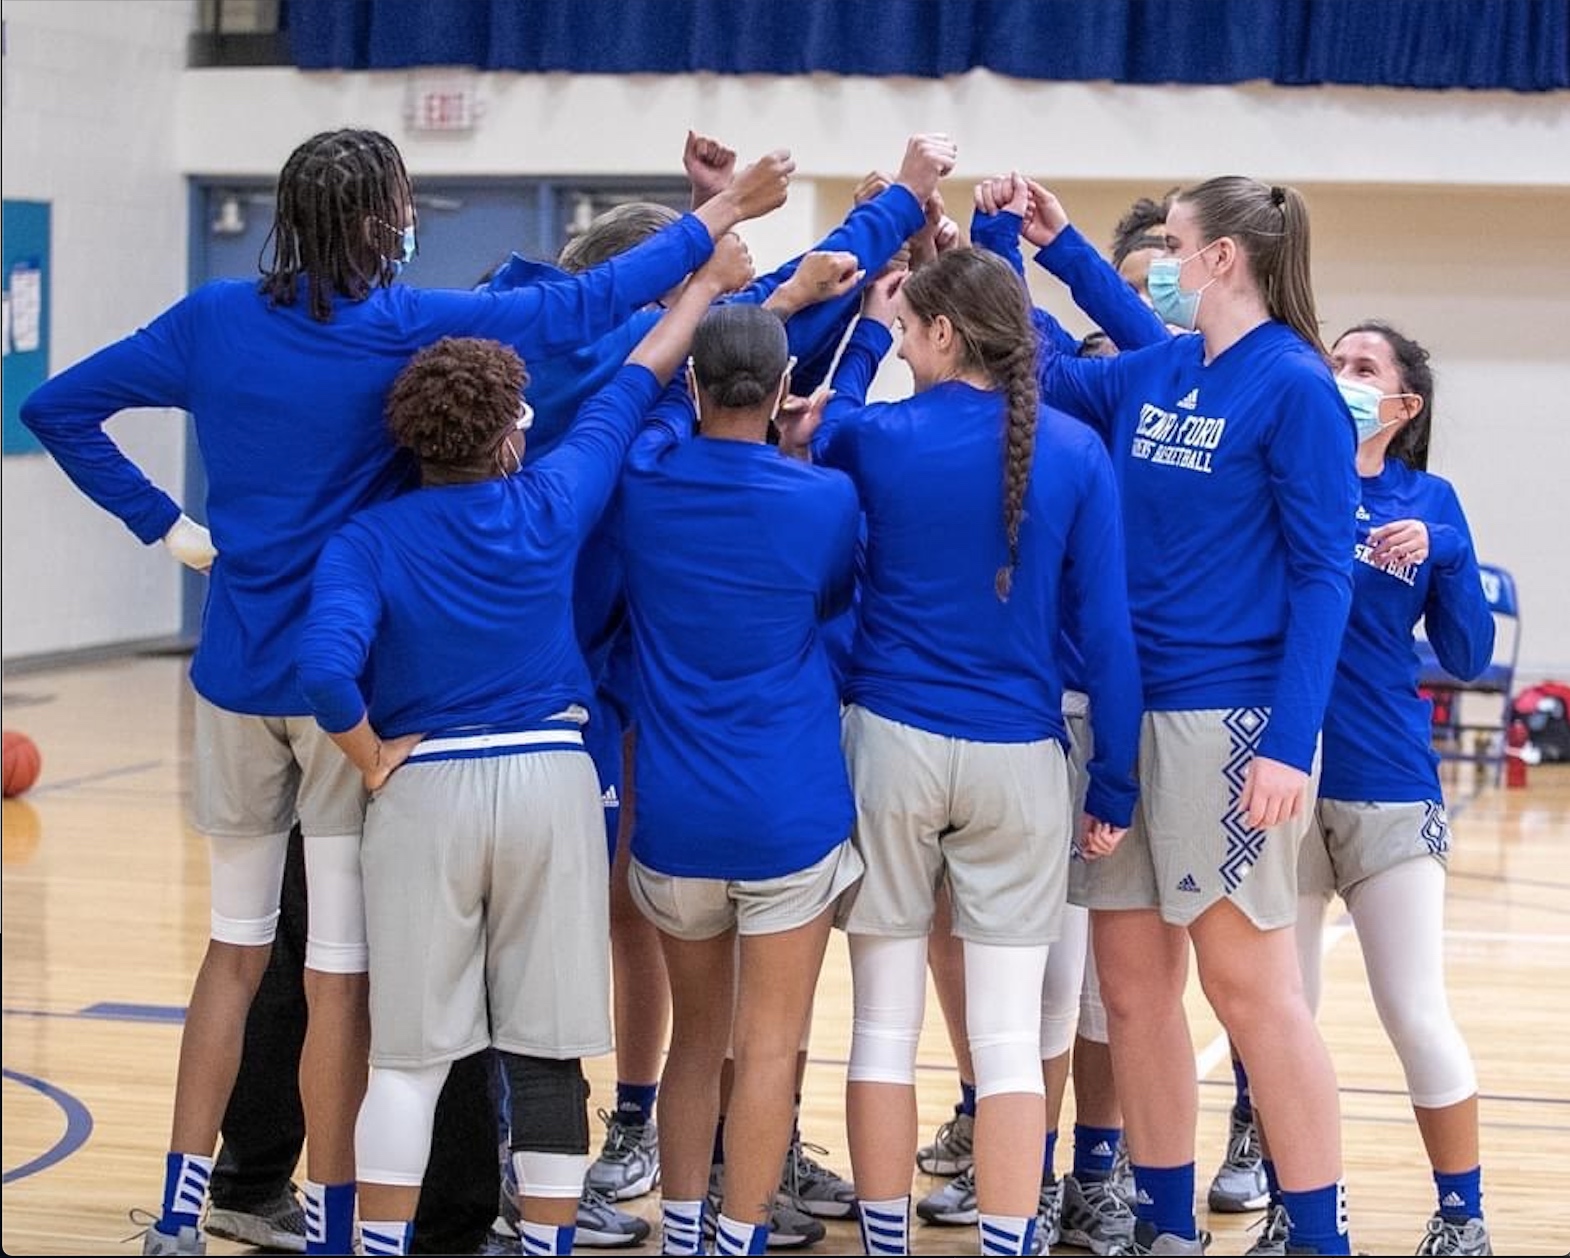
858, 1196, 910, 1255
979, 1212, 1038, 1255
157, 1152, 212, 1233
713, 1213, 768, 1255
661, 1198, 705, 1255
358, 1219, 413, 1256
519, 1220, 577, 1255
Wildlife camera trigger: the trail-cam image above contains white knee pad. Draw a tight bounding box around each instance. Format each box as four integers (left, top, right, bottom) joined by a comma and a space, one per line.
304, 830, 368, 973
1347, 860, 1478, 1109
208, 829, 290, 946
513, 1151, 590, 1200
847, 935, 927, 1085
967, 941, 1049, 1098
355, 1061, 451, 1186
1041, 905, 1088, 1059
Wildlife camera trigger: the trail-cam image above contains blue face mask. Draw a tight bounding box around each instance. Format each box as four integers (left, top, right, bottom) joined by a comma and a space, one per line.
1146, 241, 1219, 331
1338, 378, 1418, 444
381, 221, 417, 275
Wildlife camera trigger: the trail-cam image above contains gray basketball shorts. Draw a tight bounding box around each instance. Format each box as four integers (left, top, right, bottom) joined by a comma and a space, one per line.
1070, 708, 1319, 930
1299, 798, 1450, 899
837, 704, 1072, 946
192, 693, 367, 839
628, 839, 865, 942
360, 747, 613, 1068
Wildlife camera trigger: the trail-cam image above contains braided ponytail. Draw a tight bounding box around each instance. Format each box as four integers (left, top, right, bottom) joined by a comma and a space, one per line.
901, 248, 1040, 602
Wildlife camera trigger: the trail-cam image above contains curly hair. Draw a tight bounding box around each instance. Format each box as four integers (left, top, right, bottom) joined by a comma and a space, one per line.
1110, 189, 1177, 268
385, 337, 529, 468
901, 248, 1040, 601
260, 128, 414, 323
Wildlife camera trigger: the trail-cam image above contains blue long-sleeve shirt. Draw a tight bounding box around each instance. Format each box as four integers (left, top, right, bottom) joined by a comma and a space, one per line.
297, 364, 662, 738
1320, 460, 1494, 802
485, 183, 926, 695
1038, 321, 1358, 772
970, 211, 1168, 357
813, 319, 1143, 827
614, 387, 860, 878
21, 214, 716, 716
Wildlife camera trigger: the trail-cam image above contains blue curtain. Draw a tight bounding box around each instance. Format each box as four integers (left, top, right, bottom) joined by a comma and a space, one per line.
282, 0, 1569, 92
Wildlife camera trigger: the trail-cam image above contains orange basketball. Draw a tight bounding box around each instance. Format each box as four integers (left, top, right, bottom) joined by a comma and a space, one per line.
2, 731, 42, 798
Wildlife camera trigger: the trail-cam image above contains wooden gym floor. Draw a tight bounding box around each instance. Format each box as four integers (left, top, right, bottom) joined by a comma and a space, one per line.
3, 652, 1567, 1255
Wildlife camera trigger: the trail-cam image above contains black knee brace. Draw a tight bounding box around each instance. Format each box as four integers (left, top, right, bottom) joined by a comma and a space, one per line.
502, 1052, 590, 1155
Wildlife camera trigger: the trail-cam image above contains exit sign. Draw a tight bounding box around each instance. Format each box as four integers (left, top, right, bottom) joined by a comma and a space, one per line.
407, 76, 481, 132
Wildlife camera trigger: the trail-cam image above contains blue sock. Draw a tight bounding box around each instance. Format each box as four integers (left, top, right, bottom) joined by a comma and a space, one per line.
1281, 1182, 1350, 1255
1042, 1130, 1059, 1183
959, 1080, 978, 1117
306, 1181, 356, 1255
159, 1152, 212, 1232
614, 1080, 658, 1127
1073, 1124, 1122, 1183
1434, 1166, 1483, 1222
1231, 1054, 1253, 1121
1263, 1158, 1281, 1206
1131, 1162, 1197, 1241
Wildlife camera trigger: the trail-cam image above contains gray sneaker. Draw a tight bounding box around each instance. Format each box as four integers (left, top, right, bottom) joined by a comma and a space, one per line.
705, 1164, 828, 1249
575, 1185, 652, 1248
1415, 1214, 1493, 1256
916, 1164, 978, 1225
585, 1107, 660, 1201
1107, 1221, 1209, 1255
1059, 1174, 1136, 1254
204, 1186, 306, 1253
1038, 1178, 1065, 1247
916, 1109, 975, 1176
780, 1139, 857, 1219
139, 1222, 206, 1257
1207, 1108, 1269, 1212
1110, 1141, 1137, 1207
1243, 1203, 1290, 1256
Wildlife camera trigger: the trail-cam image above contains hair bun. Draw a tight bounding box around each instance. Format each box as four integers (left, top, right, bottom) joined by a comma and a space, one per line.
1270, 185, 1287, 208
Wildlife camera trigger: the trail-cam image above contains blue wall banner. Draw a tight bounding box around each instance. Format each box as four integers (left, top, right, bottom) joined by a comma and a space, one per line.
3, 199, 51, 456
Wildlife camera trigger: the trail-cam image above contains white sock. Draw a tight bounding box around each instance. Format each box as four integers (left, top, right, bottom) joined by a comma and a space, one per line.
979, 1211, 1038, 1254
518, 1219, 576, 1256
859, 1196, 910, 1255
662, 1198, 705, 1255
714, 1212, 768, 1255
358, 1219, 412, 1256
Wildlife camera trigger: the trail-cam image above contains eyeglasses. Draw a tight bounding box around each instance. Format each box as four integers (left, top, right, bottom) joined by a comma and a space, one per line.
516, 400, 534, 432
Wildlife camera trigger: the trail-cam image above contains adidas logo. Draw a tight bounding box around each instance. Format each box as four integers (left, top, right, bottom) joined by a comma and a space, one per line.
1176, 873, 1202, 893
1176, 387, 1199, 410
1135, 1189, 1154, 1206
1356, 504, 1371, 522
1441, 1191, 1466, 1209
601, 785, 620, 807
1090, 1141, 1114, 1157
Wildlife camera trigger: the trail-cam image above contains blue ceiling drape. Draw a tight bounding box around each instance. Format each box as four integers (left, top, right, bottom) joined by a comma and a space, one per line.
280, 0, 1569, 92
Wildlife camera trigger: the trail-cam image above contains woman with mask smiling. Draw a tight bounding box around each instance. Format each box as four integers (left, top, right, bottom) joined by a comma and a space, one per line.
1258, 322, 1494, 1258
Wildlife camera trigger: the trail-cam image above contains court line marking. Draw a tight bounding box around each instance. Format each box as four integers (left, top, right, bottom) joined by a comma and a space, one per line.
1, 1068, 94, 1184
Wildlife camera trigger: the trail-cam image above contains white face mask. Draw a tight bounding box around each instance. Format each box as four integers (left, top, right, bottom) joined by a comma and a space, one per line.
1337, 378, 1419, 444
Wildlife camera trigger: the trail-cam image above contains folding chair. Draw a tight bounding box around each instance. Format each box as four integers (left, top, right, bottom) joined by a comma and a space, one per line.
1415, 563, 1521, 787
